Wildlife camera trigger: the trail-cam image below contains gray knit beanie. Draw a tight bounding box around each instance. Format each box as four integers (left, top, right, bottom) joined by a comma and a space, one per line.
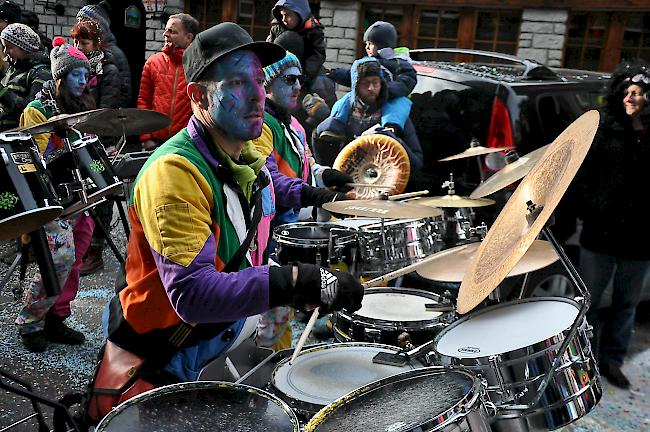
50, 37, 91, 80
0, 23, 40, 53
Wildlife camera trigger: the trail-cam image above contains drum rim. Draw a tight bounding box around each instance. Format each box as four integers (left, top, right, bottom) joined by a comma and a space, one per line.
273, 221, 357, 248
95, 380, 300, 431
336, 287, 454, 329
434, 296, 580, 360
360, 217, 437, 231
269, 342, 407, 415
304, 366, 485, 431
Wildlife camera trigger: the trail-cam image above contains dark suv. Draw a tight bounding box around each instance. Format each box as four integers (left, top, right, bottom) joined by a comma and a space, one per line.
407, 48, 608, 196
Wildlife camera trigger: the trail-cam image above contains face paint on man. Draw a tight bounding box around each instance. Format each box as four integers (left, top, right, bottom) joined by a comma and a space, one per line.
269, 66, 302, 111
66, 66, 90, 97
207, 50, 266, 141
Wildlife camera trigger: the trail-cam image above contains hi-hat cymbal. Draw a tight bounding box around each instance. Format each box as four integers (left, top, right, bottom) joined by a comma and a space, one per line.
76, 108, 171, 136
469, 145, 550, 198
415, 194, 495, 208
323, 199, 443, 219
16, 109, 105, 135
416, 240, 558, 282
439, 145, 510, 162
457, 110, 600, 314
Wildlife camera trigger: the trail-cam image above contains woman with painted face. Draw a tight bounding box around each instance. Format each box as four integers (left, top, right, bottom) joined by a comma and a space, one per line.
572, 60, 650, 389
15, 38, 96, 352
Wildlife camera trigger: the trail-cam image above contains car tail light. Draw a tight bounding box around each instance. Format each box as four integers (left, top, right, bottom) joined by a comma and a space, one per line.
486, 97, 514, 150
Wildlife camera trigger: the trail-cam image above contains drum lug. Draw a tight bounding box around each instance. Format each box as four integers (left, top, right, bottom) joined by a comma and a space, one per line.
362, 326, 382, 343
488, 355, 509, 398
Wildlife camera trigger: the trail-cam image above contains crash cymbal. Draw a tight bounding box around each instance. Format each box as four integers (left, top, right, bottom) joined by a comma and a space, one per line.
323, 199, 443, 219
439, 145, 510, 162
415, 194, 495, 208
469, 145, 550, 198
457, 110, 600, 314
416, 240, 558, 282
76, 108, 171, 136
16, 109, 105, 135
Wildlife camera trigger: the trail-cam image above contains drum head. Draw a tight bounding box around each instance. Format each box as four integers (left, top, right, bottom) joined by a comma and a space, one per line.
95, 381, 299, 432
272, 343, 413, 407
355, 289, 443, 321
436, 298, 579, 358
305, 368, 479, 431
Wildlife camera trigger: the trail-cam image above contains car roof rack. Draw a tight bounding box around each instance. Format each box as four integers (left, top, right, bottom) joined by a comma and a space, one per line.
410, 48, 559, 80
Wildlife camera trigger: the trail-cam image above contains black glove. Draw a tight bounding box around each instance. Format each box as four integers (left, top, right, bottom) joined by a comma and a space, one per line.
300, 184, 346, 207
269, 262, 364, 314
303, 93, 330, 123
321, 168, 353, 192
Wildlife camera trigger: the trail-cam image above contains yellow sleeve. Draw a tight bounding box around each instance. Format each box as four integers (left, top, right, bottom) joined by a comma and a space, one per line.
132, 154, 215, 267
252, 123, 275, 158
20, 107, 50, 154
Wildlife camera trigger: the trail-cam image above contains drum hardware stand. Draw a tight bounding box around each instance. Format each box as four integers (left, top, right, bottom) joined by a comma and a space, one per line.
469, 138, 490, 183
87, 208, 126, 266
523, 200, 592, 409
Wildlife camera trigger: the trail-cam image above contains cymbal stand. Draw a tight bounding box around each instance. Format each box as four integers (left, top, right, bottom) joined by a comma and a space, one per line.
110, 111, 129, 164
469, 138, 489, 182
87, 207, 125, 266
525, 201, 591, 409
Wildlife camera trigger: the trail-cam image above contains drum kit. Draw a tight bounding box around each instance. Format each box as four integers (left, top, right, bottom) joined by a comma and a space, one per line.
92, 111, 604, 432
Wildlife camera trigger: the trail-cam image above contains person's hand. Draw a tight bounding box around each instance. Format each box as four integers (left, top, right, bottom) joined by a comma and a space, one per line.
321, 168, 353, 192
302, 93, 330, 122
142, 139, 157, 150
300, 184, 347, 207
293, 263, 364, 314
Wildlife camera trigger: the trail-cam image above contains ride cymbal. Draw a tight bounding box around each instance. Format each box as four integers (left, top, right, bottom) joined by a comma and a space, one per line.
16, 109, 105, 135
469, 144, 550, 199
457, 110, 600, 314
415, 194, 495, 208
76, 108, 171, 136
439, 145, 509, 162
416, 240, 558, 282
323, 199, 443, 219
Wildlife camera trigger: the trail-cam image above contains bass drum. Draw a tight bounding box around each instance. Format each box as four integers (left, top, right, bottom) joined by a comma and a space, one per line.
95, 381, 300, 432
0, 133, 62, 241
305, 367, 492, 432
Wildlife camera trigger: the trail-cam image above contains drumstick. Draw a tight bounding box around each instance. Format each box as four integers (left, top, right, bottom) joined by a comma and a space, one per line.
289, 306, 320, 365
346, 183, 393, 188
388, 190, 429, 201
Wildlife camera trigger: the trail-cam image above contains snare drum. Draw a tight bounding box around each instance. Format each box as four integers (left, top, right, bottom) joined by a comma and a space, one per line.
95, 381, 300, 431
434, 297, 601, 431
334, 287, 455, 347
270, 342, 417, 419
305, 367, 492, 432
0, 133, 62, 240
273, 222, 358, 272
46, 136, 122, 217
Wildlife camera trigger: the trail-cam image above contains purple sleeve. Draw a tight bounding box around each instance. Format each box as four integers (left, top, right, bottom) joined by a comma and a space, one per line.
152, 233, 271, 323
265, 151, 304, 211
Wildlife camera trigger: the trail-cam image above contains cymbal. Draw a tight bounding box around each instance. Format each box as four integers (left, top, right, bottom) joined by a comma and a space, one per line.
415, 194, 495, 208
416, 240, 559, 282
323, 199, 443, 219
76, 108, 171, 136
457, 110, 600, 314
469, 144, 550, 198
16, 109, 105, 135
439, 145, 510, 162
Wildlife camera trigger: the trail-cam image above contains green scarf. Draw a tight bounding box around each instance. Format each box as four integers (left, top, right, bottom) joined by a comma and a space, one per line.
214, 140, 266, 201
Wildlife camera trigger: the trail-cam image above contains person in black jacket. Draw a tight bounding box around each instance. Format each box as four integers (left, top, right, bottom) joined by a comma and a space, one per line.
573, 60, 650, 389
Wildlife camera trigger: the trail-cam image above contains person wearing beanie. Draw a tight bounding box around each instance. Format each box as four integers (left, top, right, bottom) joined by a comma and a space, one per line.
0, 0, 21, 31
0, 23, 51, 130
87, 23, 362, 420
252, 51, 354, 349
77, 4, 132, 108
20, 10, 52, 55
15, 38, 97, 353
570, 60, 650, 390
137, 13, 197, 150
316, 56, 423, 172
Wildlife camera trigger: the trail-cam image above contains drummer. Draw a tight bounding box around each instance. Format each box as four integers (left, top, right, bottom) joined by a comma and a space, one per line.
252, 51, 354, 349
15, 39, 96, 352
90, 23, 363, 420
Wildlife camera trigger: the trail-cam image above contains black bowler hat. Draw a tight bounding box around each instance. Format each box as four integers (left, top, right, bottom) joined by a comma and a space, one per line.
183, 22, 285, 83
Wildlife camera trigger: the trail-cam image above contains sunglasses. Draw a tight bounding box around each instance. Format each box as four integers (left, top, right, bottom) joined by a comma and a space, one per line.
280, 74, 304, 86
630, 73, 650, 85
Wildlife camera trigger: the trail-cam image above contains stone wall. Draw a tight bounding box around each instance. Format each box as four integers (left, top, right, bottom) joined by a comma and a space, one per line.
17, 0, 84, 40
320, 0, 360, 94
144, 0, 184, 59
517, 9, 568, 67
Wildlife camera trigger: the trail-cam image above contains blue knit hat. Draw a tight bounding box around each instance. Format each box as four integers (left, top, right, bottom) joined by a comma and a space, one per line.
264, 51, 301, 86
76, 4, 111, 32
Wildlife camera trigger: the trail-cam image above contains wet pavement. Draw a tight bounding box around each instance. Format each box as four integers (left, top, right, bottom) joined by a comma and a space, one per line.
0, 215, 649, 431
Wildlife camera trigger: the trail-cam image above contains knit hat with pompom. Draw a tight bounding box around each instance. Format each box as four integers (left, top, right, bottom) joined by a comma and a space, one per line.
50, 36, 91, 80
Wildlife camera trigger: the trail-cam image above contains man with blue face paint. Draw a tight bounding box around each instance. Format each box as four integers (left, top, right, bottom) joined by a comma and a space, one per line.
88, 23, 363, 420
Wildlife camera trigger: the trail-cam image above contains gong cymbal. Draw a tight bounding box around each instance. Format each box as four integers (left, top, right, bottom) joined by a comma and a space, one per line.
415, 194, 495, 208
439, 145, 510, 162
416, 240, 558, 282
16, 109, 105, 135
457, 110, 600, 314
469, 145, 550, 198
323, 199, 443, 219
76, 108, 171, 136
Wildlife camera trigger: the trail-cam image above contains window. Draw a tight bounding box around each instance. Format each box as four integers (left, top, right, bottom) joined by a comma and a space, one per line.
237, 0, 274, 42
188, 0, 222, 30
620, 13, 650, 64
474, 11, 521, 56
565, 13, 608, 70
415, 8, 461, 61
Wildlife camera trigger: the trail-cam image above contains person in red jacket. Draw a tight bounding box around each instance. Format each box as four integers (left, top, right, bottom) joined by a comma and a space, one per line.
137, 13, 197, 150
